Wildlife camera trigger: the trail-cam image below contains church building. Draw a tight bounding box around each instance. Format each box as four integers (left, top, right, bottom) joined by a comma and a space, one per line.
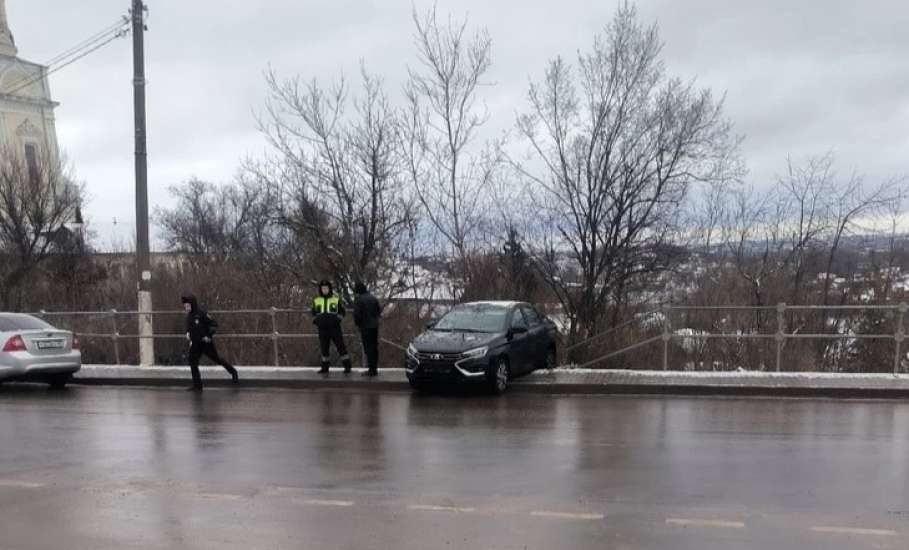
0, 0, 60, 169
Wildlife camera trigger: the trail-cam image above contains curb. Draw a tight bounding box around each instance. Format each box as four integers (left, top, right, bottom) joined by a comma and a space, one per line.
73, 366, 411, 392
509, 383, 909, 399
68, 366, 909, 398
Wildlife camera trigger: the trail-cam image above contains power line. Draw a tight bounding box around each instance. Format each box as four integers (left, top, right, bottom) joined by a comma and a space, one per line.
45, 16, 130, 67
2, 19, 131, 98
4, 30, 129, 97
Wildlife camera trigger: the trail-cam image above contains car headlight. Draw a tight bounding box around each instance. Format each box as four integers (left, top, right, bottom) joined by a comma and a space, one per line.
406, 344, 419, 359
460, 346, 488, 360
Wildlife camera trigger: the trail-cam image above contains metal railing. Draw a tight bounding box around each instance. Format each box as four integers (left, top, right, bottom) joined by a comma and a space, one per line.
569, 303, 909, 374
29, 303, 909, 373
32, 308, 407, 367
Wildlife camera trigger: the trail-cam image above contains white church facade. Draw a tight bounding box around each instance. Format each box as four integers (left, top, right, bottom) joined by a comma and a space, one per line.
0, 0, 59, 166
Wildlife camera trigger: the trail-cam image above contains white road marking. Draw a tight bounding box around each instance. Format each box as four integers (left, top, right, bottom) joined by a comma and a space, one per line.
531, 511, 605, 520
666, 518, 746, 529
262, 486, 305, 497
191, 492, 245, 501
408, 504, 477, 513
302, 499, 355, 507
811, 526, 898, 537
0, 480, 45, 489
552, 440, 624, 449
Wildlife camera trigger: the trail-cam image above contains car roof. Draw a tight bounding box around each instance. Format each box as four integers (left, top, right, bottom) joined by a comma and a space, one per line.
0, 313, 54, 331
460, 301, 527, 308
0, 312, 42, 320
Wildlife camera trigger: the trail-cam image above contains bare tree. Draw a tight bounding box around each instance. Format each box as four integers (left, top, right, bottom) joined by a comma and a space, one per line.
877, 194, 909, 303
689, 179, 733, 253
0, 144, 83, 309
724, 183, 784, 309
41, 214, 105, 310
819, 171, 903, 306
722, 156, 837, 309
158, 178, 272, 261
780, 155, 833, 304
157, 175, 301, 302
401, 5, 497, 293
513, 4, 740, 348
700, 153, 906, 371
849, 194, 909, 373
257, 65, 415, 297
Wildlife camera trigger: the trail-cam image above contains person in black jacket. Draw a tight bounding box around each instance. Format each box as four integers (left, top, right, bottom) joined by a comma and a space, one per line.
182, 293, 239, 391
311, 280, 352, 374
353, 282, 382, 376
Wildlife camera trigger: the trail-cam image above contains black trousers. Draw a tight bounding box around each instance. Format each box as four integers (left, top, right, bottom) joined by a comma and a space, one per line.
360, 328, 379, 372
188, 342, 237, 387
318, 325, 351, 369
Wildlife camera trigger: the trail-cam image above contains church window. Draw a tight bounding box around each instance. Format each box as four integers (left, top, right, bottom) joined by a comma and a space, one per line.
24, 143, 38, 183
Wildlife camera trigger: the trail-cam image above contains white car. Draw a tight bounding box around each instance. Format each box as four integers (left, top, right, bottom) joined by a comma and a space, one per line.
0, 313, 81, 389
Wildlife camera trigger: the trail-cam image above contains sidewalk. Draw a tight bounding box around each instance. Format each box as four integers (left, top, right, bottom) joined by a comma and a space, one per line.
72, 365, 909, 398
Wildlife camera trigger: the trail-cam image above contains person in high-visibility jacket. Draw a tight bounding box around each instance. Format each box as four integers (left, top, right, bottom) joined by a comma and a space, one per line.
311, 279, 352, 374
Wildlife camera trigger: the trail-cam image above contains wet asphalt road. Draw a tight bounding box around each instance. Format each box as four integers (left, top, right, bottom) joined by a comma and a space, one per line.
0, 385, 907, 550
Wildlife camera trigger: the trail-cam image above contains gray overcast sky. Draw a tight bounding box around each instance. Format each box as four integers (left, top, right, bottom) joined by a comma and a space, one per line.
7, 0, 909, 249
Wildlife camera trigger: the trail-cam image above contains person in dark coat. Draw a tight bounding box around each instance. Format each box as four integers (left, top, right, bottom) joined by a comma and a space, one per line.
182, 293, 239, 391
353, 282, 383, 376
311, 280, 352, 374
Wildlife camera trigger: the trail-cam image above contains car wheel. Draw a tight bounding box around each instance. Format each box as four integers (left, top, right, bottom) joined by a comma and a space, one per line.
488, 359, 509, 395
48, 374, 72, 390
544, 346, 558, 370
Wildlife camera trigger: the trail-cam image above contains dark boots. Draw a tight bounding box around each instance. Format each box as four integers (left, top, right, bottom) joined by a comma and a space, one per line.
189, 363, 203, 391
319, 356, 352, 374
225, 365, 239, 384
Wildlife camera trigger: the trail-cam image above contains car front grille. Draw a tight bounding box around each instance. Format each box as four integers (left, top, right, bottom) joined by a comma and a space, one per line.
414, 352, 459, 374
415, 352, 462, 362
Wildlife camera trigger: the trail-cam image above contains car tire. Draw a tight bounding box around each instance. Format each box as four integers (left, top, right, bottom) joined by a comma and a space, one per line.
47, 374, 72, 390
544, 346, 558, 370
488, 358, 509, 395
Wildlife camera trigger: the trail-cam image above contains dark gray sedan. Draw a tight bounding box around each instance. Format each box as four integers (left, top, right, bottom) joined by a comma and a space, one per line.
405, 301, 558, 394
0, 313, 81, 388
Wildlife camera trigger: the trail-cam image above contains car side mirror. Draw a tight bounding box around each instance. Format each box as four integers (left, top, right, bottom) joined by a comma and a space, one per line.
509, 326, 528, 338
426, 321, 437, 330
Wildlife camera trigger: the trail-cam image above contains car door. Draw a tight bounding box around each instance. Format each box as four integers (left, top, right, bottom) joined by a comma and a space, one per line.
520, 305, 547, 369
507, 307, 534, 374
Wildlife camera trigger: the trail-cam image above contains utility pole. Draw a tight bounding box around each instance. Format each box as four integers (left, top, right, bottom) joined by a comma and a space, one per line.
132, 0, 154, 366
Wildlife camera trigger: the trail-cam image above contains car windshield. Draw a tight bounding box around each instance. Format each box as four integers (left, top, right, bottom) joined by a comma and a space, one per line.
433, 304, 508, 333
0, 314, 54, 332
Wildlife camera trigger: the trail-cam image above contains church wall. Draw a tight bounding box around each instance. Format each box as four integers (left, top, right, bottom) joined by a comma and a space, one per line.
0, 1, 59, 161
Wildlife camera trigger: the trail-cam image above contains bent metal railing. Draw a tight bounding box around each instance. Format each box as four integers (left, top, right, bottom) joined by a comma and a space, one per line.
30, 308, 407, 367
566, 303, 909, 374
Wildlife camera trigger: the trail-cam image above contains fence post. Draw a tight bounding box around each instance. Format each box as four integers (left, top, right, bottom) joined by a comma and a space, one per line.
110, 309, 121, 366
776, 303, 786, 373
895, 303, 907, 375
661, 305, 672, 371
271, 307, 280, 367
